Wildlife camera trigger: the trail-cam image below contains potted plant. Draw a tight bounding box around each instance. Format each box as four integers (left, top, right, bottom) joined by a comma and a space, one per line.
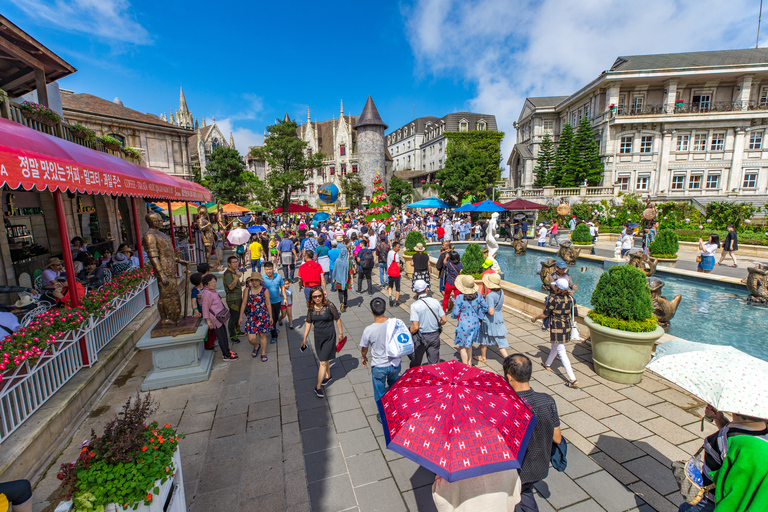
584, 265, 664, 384
460, 243, 485, 279
571, 223, 593, 251
649, 229, 679, 267
69, 123, 96, 142
19, 100, 61, 127
98, 135, 123, 152
123, 147, 142, 162
56, 394, 185, 512
403, 230, 426, 278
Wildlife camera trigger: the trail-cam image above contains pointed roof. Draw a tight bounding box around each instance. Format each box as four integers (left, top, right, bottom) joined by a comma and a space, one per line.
283, 113, 291, 122
179, 86, 189, 113
229, 132, 236, 150
354, 96, 388, 130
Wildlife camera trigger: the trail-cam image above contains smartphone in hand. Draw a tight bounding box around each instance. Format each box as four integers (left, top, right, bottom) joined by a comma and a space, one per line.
300, 344, 307, 352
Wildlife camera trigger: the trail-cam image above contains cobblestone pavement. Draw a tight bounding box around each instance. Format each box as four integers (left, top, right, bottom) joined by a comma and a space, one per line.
32, 271, 713, 512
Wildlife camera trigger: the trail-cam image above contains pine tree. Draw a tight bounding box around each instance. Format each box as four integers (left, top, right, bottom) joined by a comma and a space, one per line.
365, 173, 392, 225
552, 123, 574, 187
533, 133, 555, 187
572, 116, 604, 186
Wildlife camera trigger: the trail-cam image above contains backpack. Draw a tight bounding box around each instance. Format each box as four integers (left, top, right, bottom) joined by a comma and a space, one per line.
377, 242, 389, 263
361, 250, 374, 270
385, 318, 414, 358
236, 244, 246, 254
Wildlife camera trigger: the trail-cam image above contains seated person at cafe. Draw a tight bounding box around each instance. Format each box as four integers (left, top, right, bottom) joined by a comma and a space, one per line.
99, 248, 113, 268
73, 251, 89, 275
50, 280, 86, 307
70, 236, 88, 258
77, 257, 105, 288
110, 250, 134, 276
41, 257, 65, 290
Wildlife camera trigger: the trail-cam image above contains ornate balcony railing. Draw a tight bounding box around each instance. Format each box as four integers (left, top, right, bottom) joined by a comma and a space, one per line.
614, 101, 768, 117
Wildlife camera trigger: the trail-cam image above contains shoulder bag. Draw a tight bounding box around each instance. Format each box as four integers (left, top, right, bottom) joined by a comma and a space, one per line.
418, 298, 443, 335
671, 445, 714, 505
570, 298, 581, 341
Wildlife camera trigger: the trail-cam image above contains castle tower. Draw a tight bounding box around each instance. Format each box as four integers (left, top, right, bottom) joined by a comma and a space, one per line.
177, 87, 194, 129
354, 96, 387, 197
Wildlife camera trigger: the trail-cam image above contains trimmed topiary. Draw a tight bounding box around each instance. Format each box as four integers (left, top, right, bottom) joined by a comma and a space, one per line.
404, 230, 426, 255
461, 243, 485, 277
589, 265, 656, 332
649, 229, 679, 258
571, 223, 592, 244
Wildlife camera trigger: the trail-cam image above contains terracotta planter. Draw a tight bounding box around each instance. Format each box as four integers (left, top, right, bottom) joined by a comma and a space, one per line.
402, 254, 414, 279
101, 140, 122, 152
653, 256, 678, 267
21, 109, 59, 127
585, 316, 665, 384
70, 128, 90, 140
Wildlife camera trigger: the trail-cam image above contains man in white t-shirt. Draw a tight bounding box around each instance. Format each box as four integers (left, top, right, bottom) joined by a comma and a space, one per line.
537, 223, 548, 247
409, 280, 447, 367
360, 297, 401, 423
386, 241, 403, 307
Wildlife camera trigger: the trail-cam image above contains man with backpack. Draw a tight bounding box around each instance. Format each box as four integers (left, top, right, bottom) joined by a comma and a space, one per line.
356, 239, 375, 295
408, 280, 446, 367
387, 241, 403, 307
376, 235, 390, 288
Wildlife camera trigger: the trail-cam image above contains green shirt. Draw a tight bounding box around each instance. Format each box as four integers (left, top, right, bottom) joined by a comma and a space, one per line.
222, 269, 242, 307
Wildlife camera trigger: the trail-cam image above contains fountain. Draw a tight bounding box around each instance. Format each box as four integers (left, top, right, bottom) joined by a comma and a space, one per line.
538, 259, 557, 292
558, 240, 581, 265
628, 250, 658, 276
647, 278, 682, 329
512, 232, 528, 254
556, 198, 571, 228
746, 263, 768, 304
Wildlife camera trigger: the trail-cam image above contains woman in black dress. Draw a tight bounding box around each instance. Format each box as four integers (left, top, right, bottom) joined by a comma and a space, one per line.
411, 243, 431, 291
301, 286, 343, 398
717, 224, 739, 267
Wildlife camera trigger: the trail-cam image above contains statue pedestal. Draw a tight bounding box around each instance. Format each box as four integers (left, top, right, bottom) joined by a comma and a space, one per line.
136, 323, 213, 391
604, 259, 626, 272
211, 270, 226, 294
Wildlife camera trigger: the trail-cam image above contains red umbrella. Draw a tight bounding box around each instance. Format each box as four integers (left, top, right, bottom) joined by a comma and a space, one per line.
379, 360, 536, 482
499, 198, 548, 211
271, 204, 318, 213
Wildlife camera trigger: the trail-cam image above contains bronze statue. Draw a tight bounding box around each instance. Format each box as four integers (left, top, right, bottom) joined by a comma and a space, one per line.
557, 240, 581, 265
648, 278, 681, 329
215, 201, 233, 231
143, 212, 192, 327
539, 259, 557, 292
196, 204, 216, 268
512, 232, 528, 254
641, 196, 657, 233
628, 251, 658, 276
556, 198, 571, 228
746, 263, 768, 303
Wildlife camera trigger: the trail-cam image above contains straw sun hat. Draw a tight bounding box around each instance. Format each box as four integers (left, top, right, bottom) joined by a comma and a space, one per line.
414, 243, 426, 252
455, 274, 478, 295
482, 272, 502, 290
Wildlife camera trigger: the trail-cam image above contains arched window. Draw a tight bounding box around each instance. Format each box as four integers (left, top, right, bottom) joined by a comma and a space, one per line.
477, 120, 486, 130
340, 144, 346, 156
108, 134, 126, 147
212, 137, 220, 150
459, 120, 468, 132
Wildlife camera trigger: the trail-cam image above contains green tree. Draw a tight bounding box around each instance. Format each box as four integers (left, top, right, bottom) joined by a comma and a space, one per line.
533, 133, 555, 187
205, 147, 251, 204
437, 146, 491, 206
442, 131, 504, 200
572, 116, 604, 186
250, 118, 325, 212
388, 176, 413, 210
341, 174, 365, 208
551, 123, 574, 187
243, 173, 273, 209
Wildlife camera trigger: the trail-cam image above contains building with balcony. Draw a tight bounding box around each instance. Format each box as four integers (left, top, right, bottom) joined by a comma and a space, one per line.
388, 112, 498, 197
508, 48, 768, 208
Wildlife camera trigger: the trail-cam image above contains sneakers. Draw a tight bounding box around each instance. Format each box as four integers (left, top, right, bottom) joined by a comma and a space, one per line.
231, 338, 241, 344
314, 386, 325, 398
321, 375, 333, 386
389, 298, 394, 307
223, 354, 239, 361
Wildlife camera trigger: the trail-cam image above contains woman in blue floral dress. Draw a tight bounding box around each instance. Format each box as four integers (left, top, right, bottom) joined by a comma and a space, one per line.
238, 274, 273, 362
451, 275, 489, 366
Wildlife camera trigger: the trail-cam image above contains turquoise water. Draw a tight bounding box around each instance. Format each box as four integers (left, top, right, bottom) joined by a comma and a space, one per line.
429, 245, 768, 362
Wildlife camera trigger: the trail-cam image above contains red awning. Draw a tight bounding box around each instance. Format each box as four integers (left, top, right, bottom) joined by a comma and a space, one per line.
500, 198, 549, 211
0, 117, 210, 202
272, 204, 317, 213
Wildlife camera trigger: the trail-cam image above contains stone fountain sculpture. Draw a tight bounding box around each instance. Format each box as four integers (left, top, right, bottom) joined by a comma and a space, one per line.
558, 240, 581, 265
648, 278, 682, 329
746, 263, 768, 303
512, 232, 528, 254
628, 251, 658, 276
556, 198, 571, 228
486, 212, 499, 259
641, 196, 657, 233
538, 259, 557, 292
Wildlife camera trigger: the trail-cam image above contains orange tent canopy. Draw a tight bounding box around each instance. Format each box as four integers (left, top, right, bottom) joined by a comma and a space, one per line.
219, 203, 250, 213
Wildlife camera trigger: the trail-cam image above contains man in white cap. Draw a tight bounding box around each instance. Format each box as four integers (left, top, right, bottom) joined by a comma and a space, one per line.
408, 280, 447, 367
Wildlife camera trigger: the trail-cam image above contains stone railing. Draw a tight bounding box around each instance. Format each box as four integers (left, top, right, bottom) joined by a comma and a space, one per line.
498, 185, 620, 202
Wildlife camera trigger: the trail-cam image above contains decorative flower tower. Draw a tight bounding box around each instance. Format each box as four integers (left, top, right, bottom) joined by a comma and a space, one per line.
365, 172, 392, 225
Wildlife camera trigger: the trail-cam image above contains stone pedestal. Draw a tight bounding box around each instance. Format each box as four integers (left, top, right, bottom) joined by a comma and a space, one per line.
603, 259, 626, 272
211, 270, 226, 294
136, 323, 213, 391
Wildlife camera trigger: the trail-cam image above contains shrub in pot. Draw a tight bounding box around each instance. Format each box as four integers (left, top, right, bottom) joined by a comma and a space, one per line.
404, 230, 426, 256
649, 229, 679, 258
571, 223, 592, 245
585, 265, 664, 384
460, 243, 485, 279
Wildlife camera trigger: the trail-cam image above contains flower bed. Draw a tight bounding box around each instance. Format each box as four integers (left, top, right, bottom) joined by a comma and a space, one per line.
0, 267, 152, 380
20, 100, 62, 126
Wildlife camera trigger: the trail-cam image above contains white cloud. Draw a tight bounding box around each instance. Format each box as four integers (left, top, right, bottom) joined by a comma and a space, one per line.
9, 0, 152, 45
214, 118, 264, 155
403, 0, 761, 174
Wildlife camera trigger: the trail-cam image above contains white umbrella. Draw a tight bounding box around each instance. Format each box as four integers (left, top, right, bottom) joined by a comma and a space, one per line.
646, 339, 768, 419
227, 228, 251, 246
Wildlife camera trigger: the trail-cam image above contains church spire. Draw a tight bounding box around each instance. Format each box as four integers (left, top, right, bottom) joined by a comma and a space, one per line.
307, 107, 310, 123
202, 115, 206, 127
229, 132, 236, 150
179, 86, 189, 113
340, 99, 344, 115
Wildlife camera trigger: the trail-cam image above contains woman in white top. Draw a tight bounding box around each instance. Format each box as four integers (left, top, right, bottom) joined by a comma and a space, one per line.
697, 234, 719, 273
537, 224, 548, 247
620, 230, 634, 258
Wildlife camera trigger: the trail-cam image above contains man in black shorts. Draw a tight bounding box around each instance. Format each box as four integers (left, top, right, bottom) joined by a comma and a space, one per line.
386, 241, 403, 307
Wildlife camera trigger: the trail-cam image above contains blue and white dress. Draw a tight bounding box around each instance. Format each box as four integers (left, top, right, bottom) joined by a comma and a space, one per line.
451, 293, 489, 348
479, 290, 509, 348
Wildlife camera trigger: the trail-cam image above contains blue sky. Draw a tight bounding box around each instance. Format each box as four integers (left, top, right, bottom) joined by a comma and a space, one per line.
5, 0, 766, 171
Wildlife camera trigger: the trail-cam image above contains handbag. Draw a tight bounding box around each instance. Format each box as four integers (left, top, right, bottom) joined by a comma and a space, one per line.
570, 299, 581, 341
551, 437, 568, 472
696, 255, 702, 263
671, 446, 714, 505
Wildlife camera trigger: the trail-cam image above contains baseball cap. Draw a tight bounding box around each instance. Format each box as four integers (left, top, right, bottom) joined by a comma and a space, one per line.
556, 261, 568, 269
413, 280, 429, 293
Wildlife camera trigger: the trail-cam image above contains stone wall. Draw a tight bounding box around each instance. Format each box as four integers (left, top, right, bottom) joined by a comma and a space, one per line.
356, 125, 385, 197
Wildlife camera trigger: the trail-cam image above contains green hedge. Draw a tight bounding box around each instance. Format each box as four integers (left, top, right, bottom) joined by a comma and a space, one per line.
590, 265, 655, 332
404, 230, 426, 252
571, 223, 592, 244
588, 311, 658, 333
649, 229, 679, 257
461, 243, 485, 275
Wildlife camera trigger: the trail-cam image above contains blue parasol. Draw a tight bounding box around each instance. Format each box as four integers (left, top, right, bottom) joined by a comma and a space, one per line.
452, 203, 476, 212
406, 197, 452, 209
247, 226, 266, 233
313, 212, 331, 222
238, 215, 252, 224
472, 200, 507, 212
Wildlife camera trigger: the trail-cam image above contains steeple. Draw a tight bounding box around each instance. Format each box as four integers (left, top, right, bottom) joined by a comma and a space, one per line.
283, 113, 291, 122
179, 87, 189, 113
307, 107, 310, 123
354, 96, 388, 130
202, 115, 206, 127
229, 132, 236, 150
340, 99, 344, 115
176, 87, 194, 129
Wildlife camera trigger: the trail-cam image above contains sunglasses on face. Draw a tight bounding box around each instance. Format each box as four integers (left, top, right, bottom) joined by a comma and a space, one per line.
312, 295, 323, 299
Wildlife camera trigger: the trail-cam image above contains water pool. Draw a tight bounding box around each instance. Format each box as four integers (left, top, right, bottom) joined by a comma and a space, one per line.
428, 245, 768, 362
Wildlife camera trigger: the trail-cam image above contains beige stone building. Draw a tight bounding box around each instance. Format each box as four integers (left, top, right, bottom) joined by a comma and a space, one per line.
509, 48, 768, 207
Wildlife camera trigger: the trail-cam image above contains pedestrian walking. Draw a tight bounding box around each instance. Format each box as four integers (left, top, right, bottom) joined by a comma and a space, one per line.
503, 354, 561, 512
376, 235, 390, 288
238, 275, 272, 362
249, 236, 263, 274
360, 297, 401, 419
262, 262, 287, 343
435, 241, 452, 293
718, 225, 738, 268
548, 221, 559, 247
408, 280, 446, 367
278, 282, 294, 330
451, 275, 489, 366
200, 274, 238, 361
302, 287, 343, 398
442, 251, 463, 314
410, 243, 430, 291
356, 239, 375, 295
222, 256, 243, 344
332, 242, 353, 312
697, 234, 719, 274
278, 234, 298, 282
531, 278, 579, 388
317, 238, 332, 283
387, 241, 403, 307
298, 250, 326, 302
477, 273, 510, 362
589, 221, 599, 255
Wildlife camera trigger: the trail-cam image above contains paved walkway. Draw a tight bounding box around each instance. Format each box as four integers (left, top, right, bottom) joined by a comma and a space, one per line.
32, 272, 714, 512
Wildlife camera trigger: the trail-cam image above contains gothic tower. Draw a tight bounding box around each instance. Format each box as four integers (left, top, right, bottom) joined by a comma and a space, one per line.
177, 87, 194, 129
354, 96, 387, 197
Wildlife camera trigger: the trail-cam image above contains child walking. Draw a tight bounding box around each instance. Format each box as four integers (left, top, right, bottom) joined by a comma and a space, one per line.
531, 278, 579, 388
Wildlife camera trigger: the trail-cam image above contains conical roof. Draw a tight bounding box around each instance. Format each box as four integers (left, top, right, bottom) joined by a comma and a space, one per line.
354, 96, 388, 130
283, 113, 291, 122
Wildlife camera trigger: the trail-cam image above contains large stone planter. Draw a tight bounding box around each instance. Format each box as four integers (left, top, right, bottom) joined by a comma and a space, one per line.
585, 316, 665, 384
653, 256, 678, 267
402, 253, 414, 279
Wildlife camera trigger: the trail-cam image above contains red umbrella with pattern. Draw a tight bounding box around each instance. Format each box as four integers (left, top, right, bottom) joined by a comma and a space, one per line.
378, 360, 537, 482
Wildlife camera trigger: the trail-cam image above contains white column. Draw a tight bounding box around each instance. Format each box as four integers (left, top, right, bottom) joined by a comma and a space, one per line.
655, 129, 674, 194
727, 127, 747, 192
663, 79, 678, 112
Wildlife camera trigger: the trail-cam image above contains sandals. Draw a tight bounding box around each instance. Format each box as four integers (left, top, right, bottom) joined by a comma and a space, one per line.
730, 264, 738, 268
252, 346, 261, 358
473, 356, 487, 363
541, 362, 552, 372
261, 354, 268, 362
565, 380, 579, 388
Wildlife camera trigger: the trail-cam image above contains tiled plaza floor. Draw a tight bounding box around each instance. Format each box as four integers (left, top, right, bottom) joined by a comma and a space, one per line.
32, 271, 713, 512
